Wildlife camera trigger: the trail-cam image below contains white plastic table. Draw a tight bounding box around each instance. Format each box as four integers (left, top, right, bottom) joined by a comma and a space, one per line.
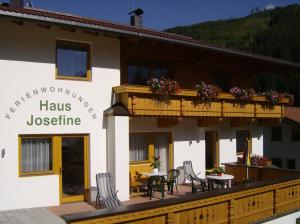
206, 174, 234, 188
142, 171, 167, 177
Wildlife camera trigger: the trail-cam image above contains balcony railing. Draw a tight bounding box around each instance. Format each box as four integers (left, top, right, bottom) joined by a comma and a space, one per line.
113, 85, 289, 119
63, 173, 300, 224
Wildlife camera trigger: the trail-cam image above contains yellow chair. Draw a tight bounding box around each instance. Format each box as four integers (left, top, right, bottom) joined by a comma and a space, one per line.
129, 172, 143, 198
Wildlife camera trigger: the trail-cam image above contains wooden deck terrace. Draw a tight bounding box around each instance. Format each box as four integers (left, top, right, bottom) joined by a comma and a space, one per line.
60, 165, 300, 224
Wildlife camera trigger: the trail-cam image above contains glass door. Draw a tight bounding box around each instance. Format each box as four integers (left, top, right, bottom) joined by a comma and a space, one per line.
60, 136, 88, 203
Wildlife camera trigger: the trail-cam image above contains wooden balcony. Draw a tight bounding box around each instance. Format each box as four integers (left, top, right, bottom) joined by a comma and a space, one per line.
113, 85, 289, 119
63, 170, 300, 224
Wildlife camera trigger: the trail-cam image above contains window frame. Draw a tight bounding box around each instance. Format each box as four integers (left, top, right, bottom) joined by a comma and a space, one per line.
291, 126, 300, 142
129, 132, 173, 166
272, 157, 283, 168
125, 61, 172, 85
271, 127, 282, 142
55, 39, 92, 81
287, 158, 296, 170
129, 132, 153, 164
19, 135, 55, 177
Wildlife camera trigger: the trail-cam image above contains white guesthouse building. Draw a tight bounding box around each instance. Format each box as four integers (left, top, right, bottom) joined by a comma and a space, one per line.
0, 1, 298, 212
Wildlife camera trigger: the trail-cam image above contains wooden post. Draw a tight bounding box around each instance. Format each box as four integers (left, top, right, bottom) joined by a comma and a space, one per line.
167, 212, 175, 224
229, 199, 235, 224
273, 188, 279, 215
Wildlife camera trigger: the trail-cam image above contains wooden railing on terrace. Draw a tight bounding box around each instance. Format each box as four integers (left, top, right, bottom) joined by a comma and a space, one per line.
224, 163, 300, 183
113, 85, 289, 118
63, 173, 300, 224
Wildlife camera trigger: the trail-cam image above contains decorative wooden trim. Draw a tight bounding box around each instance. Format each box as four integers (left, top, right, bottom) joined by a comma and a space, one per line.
197, 118, 221, 127
230, 118, 255, 127
157, 117, 180, 127
63, 175, 300, 224
113, 85, 288, 119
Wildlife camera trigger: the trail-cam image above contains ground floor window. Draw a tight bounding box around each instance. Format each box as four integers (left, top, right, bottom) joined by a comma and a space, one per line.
129, 132, 172, 173
287, 159, 296, 170
20, 137, 53, 175
272, 157, 283, 168
129, 134, 150, 162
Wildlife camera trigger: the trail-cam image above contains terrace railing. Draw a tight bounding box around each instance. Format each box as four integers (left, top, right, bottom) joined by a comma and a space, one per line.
113, 85, 289, 119
63, 173, 300, 224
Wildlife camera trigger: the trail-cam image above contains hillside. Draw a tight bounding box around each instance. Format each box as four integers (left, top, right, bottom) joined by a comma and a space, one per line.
165, 4, 300, 106
165, 4, 300, 63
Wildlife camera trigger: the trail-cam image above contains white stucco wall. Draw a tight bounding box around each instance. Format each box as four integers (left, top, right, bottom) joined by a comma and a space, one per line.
262, 210, 300, 224
107, 115, 130, 201
130, 118, 263, 178
0, 20, 120, 210
264, 122, 300, 171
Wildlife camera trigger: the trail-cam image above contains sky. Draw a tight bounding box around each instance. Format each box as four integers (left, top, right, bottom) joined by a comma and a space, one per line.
4, 0, 300, 30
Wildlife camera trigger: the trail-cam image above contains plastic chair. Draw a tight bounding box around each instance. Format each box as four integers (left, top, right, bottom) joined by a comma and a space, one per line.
147, 175, 165, 200
183, 160, 209, 193
165, 169, 180, 194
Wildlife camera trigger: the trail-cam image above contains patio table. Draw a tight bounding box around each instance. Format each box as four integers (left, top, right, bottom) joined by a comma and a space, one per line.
206, 174, 234, 189
142, 171, 167, 177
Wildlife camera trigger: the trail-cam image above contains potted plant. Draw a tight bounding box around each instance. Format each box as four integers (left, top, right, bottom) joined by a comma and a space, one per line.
150, 156, 161, 173
230, 87, 256, 101
263, 90, 282, 105
194, 81, 220, 103
147, 77, 181, 102
212, 167, 225, 176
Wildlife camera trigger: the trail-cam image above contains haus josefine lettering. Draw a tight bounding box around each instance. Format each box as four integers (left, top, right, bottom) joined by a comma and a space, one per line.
5, 86, 97, 120
26, 100, 81, 126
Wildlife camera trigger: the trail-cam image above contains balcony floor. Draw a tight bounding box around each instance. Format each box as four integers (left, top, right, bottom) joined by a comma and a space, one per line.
48, 183, 212, 217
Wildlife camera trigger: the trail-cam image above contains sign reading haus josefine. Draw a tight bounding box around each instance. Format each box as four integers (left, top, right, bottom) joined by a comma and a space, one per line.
5, 86, 98, 126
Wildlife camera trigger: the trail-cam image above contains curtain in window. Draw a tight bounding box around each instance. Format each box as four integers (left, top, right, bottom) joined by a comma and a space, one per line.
154, 134, 169, 172
57, 48, 88, 77
21, 138, 52, 173
129, 135, 148, 161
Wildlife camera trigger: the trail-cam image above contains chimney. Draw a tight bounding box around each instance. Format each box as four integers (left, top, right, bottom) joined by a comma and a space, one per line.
128, 8, 144, 27
10, 0, 24, 8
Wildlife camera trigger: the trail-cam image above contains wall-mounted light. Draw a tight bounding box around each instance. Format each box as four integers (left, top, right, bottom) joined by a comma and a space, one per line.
1, 149, 5, 158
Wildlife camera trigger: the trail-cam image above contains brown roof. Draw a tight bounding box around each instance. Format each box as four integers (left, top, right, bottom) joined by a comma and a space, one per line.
285, 107, 300, 124
1, 4, 300, 69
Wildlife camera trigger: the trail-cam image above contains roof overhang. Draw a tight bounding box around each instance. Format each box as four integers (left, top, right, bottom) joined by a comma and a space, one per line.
1, 7, 300, 69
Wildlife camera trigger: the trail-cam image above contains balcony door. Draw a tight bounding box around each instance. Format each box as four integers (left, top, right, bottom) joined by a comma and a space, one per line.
205, 131, 219, 170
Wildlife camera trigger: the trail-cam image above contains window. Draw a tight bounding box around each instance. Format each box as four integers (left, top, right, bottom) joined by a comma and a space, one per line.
213, 73, 231, 92
127, 64, 170, 85
287, 159, 296, 170
20, 137, 53, 175
236, 130, 251, 154
128, 65, 149, 85
56, 40, 91, 80
271, 127, 282, 141
272, 158, 282, 168
129, 134, 149, 162
292, 126, 300, 141
129, 132, 172, 172
153, 67, 170, 79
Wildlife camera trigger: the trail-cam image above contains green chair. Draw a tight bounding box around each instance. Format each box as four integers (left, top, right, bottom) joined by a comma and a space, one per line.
147, 175, 165, 200
165, 169, 180, 194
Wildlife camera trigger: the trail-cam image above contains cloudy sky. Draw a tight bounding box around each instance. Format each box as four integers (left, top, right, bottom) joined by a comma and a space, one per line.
4, 0, 300, 30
